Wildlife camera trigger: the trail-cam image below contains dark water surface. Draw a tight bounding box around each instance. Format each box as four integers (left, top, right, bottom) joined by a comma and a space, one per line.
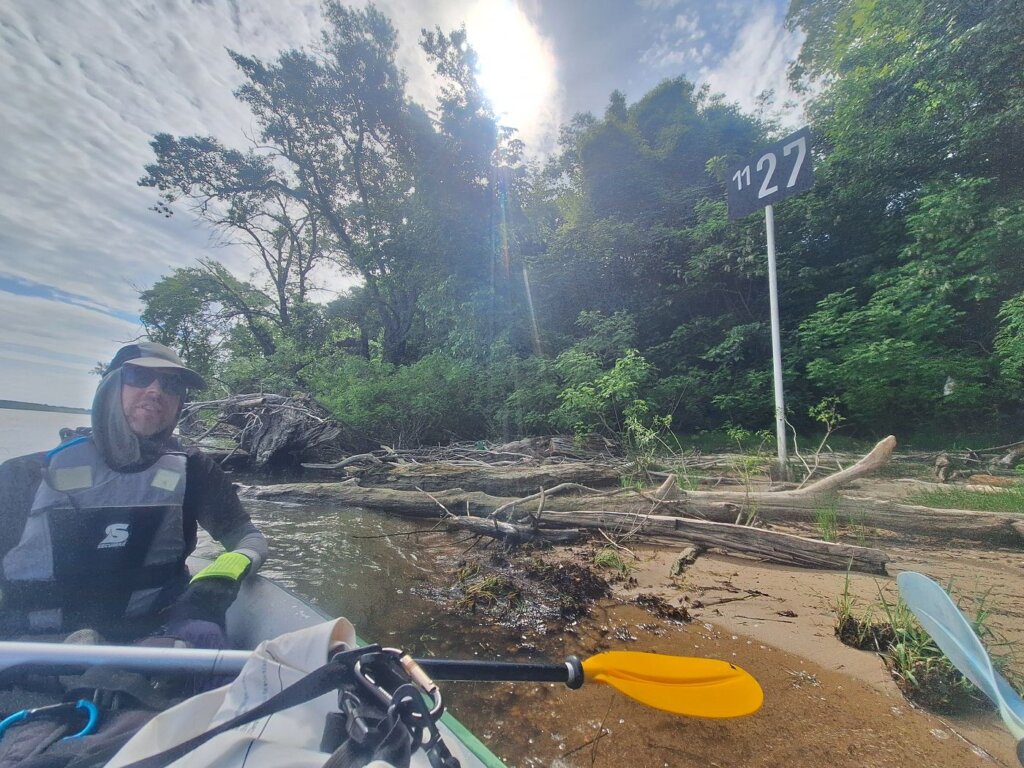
198, 498, 568, 766
197, 499, 488, 650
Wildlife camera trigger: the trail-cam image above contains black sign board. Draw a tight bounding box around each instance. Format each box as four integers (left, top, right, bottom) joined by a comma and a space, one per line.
727, 126, 814, 220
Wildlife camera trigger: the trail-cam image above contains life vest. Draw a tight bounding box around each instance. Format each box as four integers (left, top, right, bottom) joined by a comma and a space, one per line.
1, 438, 189, 633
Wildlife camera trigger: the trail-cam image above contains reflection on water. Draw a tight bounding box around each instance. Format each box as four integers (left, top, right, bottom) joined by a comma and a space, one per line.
196, 499, 485, 650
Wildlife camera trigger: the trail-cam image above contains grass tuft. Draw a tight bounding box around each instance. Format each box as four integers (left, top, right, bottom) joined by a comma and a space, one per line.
815, 497, 840, 542
834, 574, 1019, 713
906, 485, 1024, 514
592, 546, 631, 574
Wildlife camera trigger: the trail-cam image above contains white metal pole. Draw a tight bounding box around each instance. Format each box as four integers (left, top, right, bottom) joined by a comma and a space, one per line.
764, 204, 788, 477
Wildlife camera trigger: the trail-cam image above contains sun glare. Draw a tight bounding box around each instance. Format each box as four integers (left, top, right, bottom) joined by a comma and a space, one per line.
465, 1, 556, 135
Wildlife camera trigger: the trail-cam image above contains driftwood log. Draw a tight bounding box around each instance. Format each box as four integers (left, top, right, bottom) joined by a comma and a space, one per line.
243, 474, 1023, 546
242, 434, 1024, 569
241, 438, 900, 574
242, 481, 888, 573
446, 511, 886, 573
352, 462, 622, 495
180, 394, 375, 472
535, 511, 888, 574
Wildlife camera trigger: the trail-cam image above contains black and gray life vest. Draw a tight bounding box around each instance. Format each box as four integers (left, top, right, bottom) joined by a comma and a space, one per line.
1, 438, 189, 633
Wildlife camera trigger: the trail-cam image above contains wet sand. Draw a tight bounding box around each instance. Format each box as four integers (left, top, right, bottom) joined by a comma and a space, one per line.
433, 507, 1024, 766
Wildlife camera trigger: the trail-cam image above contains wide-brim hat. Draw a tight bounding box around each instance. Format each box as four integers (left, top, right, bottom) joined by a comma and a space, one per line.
108, 341, 207, 390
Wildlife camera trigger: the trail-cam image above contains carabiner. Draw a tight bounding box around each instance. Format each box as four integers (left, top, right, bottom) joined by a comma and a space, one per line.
355, 648, 445, 720
0, 700, 100, 741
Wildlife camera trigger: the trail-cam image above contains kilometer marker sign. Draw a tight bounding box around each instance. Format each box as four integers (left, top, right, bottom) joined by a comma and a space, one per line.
726, 126, 814, 478
727, 126, 813, 221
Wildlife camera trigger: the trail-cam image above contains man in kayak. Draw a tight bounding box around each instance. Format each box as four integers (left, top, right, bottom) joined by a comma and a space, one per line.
0, 341, 267, 649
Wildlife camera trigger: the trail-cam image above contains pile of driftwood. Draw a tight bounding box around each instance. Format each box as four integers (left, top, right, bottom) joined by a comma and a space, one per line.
927, 441, 1024, 482
241, 435, 1024, 575
177, 396, 624, 475
183, 400, 1024, 576
241, 436, 999, 577
178, 394, 376, 472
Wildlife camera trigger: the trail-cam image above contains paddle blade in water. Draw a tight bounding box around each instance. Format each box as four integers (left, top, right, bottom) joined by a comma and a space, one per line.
581, 651, 763, 718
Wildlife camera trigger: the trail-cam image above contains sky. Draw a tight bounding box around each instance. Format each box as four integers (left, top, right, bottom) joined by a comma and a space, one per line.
0, 0, 802, 409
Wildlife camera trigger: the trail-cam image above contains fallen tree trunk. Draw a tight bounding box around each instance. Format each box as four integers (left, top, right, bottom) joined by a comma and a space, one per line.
351, 461, 622, 496
243, 480, 510, 516
654, 436, 896, 503
241, 482, 889, 573
242, 434, 1023, 545
655, 494, 1024, 544
535, 510, 889, 574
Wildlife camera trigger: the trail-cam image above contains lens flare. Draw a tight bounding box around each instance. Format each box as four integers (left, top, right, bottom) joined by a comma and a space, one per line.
465, 1, 557, 132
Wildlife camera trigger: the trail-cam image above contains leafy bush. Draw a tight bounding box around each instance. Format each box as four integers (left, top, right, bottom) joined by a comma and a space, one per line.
309, 352, 487, 446
494, 354, 562, 436
553, 348, 654, 435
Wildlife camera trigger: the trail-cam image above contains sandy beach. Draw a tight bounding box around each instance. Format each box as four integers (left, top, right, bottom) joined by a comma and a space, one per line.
442, 474, 1024, 767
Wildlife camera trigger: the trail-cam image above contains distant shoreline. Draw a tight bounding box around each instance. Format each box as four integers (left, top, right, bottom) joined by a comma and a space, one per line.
0, 400, 90, 415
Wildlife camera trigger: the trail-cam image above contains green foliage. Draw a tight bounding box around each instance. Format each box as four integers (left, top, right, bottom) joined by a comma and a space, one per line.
142, 2, 526, 369
809, 396, 845, 432
592, 547, 631, 574
494, 354, 562, 436
309, 352, 486, 447
786, 0, 1024, 437
132, 0, 1024, 444
996, 293, 1024, 386
835, 579, 1018, 713
814, 497, 840, 542
553, 349, 654, 436
621, 399, 675, 484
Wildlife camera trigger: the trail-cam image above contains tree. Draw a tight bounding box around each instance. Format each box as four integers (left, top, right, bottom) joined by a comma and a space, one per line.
526, 81, 772, 429
788, 0, 1024, 432
140, 5, 412, 363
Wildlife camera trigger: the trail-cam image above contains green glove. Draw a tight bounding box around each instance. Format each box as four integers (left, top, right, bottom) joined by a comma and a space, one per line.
190, 552, 252, 584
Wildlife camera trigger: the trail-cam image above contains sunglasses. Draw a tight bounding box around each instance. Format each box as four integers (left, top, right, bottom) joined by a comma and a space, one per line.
122, 366, 187, 398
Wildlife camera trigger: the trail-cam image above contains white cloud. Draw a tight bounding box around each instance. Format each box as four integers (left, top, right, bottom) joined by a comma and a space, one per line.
674, 13, 701, 36
636, 0, 684, 9
0, 0, 546, 406
701, 3, 806, 124
639, 5, 706, 71
0, 0, 328, 313
0, 293, 143, 407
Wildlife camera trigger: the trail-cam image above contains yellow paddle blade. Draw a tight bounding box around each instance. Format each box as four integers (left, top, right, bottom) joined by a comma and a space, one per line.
582, 651, 763, 718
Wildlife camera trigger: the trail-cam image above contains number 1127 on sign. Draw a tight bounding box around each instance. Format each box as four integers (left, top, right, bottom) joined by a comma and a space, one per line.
727, 127, 814, 221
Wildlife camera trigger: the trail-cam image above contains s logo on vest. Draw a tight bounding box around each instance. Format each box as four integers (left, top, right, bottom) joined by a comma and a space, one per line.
98, 523, 130, 549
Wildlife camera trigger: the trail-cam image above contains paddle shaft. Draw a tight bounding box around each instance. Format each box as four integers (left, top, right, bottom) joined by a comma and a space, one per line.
418, 657, 582, 687
0, 641, 583, 686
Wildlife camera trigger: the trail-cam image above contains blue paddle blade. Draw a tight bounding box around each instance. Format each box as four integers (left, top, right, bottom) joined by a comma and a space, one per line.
897, 572, 1024, 739
997, 672, 1024, 727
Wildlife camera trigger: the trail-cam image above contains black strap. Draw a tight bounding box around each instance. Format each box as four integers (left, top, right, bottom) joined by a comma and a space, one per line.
320, 694, 412, 768
64, 667, 180, 712
119, 646, 376, 768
